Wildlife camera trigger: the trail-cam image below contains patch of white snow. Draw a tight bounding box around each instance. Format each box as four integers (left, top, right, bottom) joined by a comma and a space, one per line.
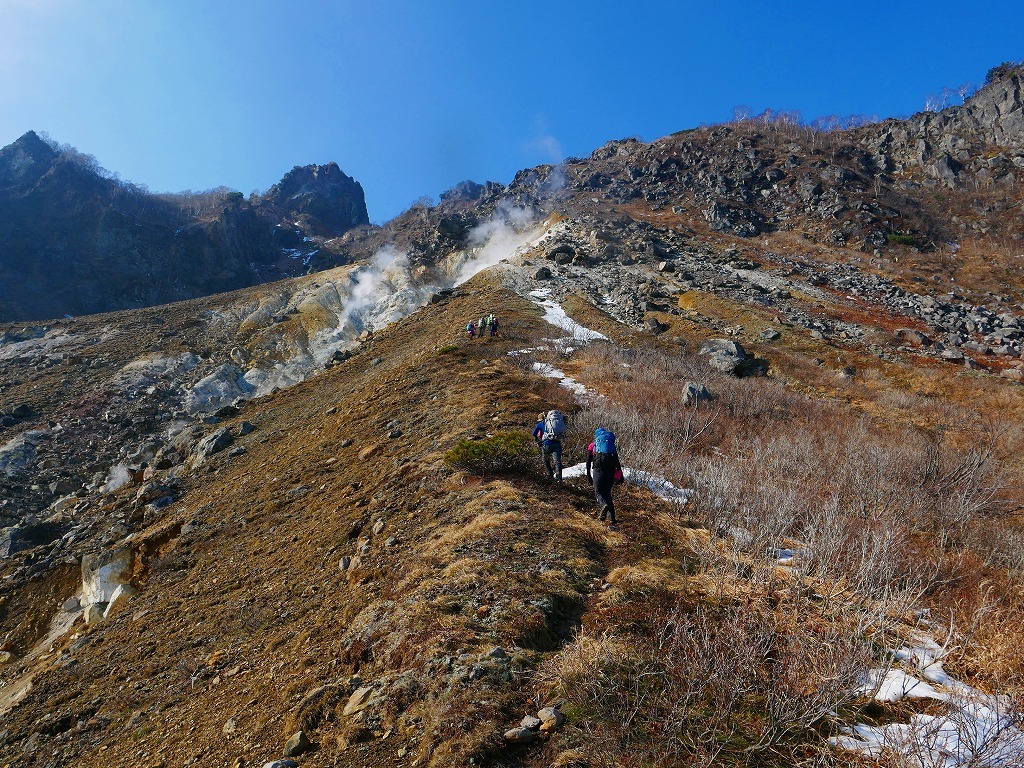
527, 289, 609, 342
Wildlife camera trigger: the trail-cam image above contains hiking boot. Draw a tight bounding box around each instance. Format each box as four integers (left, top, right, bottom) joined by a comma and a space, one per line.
608, 523, 619, 531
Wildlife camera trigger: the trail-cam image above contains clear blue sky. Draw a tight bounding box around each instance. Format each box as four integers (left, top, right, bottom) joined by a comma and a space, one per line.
1, 0, 1020, 223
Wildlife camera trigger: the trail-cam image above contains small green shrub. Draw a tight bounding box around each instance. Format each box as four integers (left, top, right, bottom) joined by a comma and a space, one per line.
444, 431, 536, 475
437, 344, 460, 355
885, 232, 918, 246
985, 61, 1024, 85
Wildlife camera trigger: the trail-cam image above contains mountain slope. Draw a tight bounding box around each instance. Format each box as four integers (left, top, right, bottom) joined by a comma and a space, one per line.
1, 67, 1024, 768
0, 132, 369, 323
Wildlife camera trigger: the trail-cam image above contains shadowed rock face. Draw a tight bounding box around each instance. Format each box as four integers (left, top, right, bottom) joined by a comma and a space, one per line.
260, 162, 369, 236
0, 134, 369, 323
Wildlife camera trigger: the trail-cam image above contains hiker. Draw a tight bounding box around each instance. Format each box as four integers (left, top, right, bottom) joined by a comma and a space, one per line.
488, 314, 498, 337
532, 412, 546, 458
466, 320, 476, 339
533, 409, 567, 482
586, 427, 623, 528
479, 315, 487, 340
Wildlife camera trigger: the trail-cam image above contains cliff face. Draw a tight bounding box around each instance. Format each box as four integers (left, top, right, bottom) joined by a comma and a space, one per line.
0, 134, 369, 322
259, 162, 369, 236
860, 71, 1024, 187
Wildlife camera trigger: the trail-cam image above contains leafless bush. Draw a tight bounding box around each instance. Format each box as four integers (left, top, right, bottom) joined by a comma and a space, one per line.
541, 601, 873, 766
915, 424, 1009, 543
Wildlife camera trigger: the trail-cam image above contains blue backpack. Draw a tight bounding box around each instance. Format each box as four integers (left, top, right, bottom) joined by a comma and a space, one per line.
593, 428, 616, 454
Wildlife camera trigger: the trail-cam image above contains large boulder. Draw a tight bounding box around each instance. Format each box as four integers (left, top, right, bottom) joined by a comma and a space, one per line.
698, 339, 748, 374
681, 382, 715, 407
0, 522, 62, 558
192, 428, 234, 466
546, 243, 576, 264
81, 546, 133, 611
0, 432, 37, 478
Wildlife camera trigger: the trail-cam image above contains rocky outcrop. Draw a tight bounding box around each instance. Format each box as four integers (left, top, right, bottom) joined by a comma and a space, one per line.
860, 70, 1024, 188
260, 163, 369, 237
0, 135, 371, 322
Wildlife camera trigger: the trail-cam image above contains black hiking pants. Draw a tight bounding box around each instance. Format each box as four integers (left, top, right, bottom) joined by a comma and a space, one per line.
592, 466, 616, 523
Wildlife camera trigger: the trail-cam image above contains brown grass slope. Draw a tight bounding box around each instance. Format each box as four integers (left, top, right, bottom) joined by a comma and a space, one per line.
0, 278, 694, 767
2, 267, 1024, 767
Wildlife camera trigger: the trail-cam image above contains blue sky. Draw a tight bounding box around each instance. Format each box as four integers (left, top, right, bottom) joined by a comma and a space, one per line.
1, 0, 1020, 222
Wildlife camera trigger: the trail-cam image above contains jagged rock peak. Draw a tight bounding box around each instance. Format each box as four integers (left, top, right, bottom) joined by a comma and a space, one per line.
0, 131, 58, 186
860, 68, 1024, 188
439, 179, 504, 203
263, 162, 369, 236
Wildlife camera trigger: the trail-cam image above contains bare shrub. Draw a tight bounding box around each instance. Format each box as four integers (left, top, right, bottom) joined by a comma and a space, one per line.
540, 600, 872, 766
915, 424, 1009, 543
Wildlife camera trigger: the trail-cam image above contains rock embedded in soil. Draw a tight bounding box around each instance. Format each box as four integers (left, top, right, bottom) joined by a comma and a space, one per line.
282, 730, 311, 757
697, 338, 748, 373
504, 726, 540, 744
192, 427, 234, 465
521, 715, 543, 730
538, 707, 565, 731
342, 685, 374, 716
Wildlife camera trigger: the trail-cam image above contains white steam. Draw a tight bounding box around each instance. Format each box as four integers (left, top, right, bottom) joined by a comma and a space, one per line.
100, 464, 132, 494
185, 204, 547, 404
454, 203, 543, 285
343, 245, 414, 331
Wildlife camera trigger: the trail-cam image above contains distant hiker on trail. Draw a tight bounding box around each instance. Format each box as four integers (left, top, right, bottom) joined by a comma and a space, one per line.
488, 314, 498, 337
587, 427, 623, 528
467, 321, 476, 339
533, 409, 567, 482
479, 316, 487, 340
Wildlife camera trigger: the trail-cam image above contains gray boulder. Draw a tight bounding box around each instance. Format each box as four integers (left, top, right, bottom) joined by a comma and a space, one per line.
644, 317, 668, 335
698, 339, 748, 373
504, 726, 540, 744
0, 523, 61, 558
546, 243, 575, 264
283, 731, 311, 757
192, 428, 234, 465
681, 382, 715, 407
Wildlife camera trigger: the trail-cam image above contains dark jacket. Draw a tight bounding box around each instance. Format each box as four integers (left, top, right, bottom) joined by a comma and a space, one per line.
586, 441, 622, 478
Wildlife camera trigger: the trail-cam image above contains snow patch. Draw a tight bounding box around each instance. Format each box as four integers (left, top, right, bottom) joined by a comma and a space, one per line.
836, 631, 1024, 765
860, 668, 946, 703
528, 289, 609, 341
562, 463, 694, 506
531, 362, 592, 397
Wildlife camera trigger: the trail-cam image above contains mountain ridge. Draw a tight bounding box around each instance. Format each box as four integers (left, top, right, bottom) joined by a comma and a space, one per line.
0, 132, 370, 323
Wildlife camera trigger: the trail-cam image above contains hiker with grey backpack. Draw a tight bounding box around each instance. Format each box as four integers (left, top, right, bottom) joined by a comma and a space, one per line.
532, 409, 567, 482
586, 427, 623, 529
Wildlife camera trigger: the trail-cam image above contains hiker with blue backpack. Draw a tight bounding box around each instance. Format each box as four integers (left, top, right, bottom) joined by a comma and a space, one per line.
533, 409, 567, 482
587, 427, 623, 528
